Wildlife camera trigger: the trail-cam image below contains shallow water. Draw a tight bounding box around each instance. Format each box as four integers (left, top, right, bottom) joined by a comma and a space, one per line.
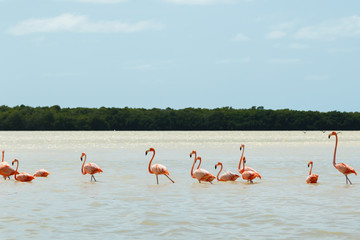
0, 131, 359, 239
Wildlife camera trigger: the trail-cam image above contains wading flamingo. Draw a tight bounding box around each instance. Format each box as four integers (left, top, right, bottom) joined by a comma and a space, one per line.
12, 159, 35, 182
238, 145, 256, 174
306, 161, 318, 184
190, 156, 215, 184
215, 162, 240, 182
34, 169, 50, 177
145, 148, 174, 184
190, 150, 201, 178
241, 157, 261, 183
329, 131, 357, 184
80, 152, 103, 182
0, 150, 18, 180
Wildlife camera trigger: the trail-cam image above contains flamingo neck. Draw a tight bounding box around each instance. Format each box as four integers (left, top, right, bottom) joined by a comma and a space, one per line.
238, 146, 245, 170
148, 150, 155, 174
14, 160, 19, 180
216, 163, 223, 181
242, 157, 246, 172
309, 162, 313, 175
191, 157, 201, 177
333, 134, 338, 167
81, 154, 87, 175
1, 151, 4, 162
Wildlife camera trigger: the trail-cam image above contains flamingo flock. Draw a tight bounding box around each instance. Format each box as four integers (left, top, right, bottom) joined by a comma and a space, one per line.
0, 131, 358, 185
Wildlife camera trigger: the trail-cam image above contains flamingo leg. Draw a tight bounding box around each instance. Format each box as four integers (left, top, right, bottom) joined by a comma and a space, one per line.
346, 175, 352, 184
156, 175, 159, 184
164, 174, 175, 183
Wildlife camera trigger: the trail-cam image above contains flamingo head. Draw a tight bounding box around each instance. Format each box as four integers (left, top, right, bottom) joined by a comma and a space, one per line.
190, 150, 196, 158
243, 157, 246, 164
328, 131, 337, 139
11, 159, 18, 166
145, 147, 155, 156
215, 162, 222, 169
307, 161, 313, 167
80, 152, 86, 161
2, 150, 4, 154
240, 144, 244, 151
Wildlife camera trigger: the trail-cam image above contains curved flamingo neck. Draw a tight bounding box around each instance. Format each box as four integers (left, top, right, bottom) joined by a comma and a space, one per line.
216, 163, 223, 181
238, 145, 245, 170
309, 162, 313, 175
81, 154, 87, 175
191, 158, 197, 177
13, 160, 19, 180
148, 150, 155, 174
332, 134, 338, 166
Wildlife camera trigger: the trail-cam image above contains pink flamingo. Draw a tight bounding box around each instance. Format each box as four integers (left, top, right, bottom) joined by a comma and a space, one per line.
34, 169, 50, 177
306, 161, 318, 184
0, 150, 18, 180
190, 156, 215, 184
215, 162, 240, 181
190, 150, 201, 178
12, 159, 35, 182
241, 157, 261, 183
329, 131, 357, 184
145, 148, 174, 184
80, 152, 103, 182
238, 145, 256, 174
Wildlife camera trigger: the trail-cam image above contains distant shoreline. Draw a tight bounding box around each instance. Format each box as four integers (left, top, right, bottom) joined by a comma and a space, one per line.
0, 105, 359, 131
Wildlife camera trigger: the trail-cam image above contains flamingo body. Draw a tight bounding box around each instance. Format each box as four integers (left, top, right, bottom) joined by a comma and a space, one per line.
215, 162, 240, 182
306, 161, 318, 184
0, 162, 18, 179
12, 159, 34, 182
16, 172, 35, 182
241, 157, 261, 183
193, 168, 216, 183
146, 148, 174, 184
81, 153, 103, 182
190, 156, 215, 184
306, 174, 319, 184
329, 131, 357, 184
34, 169, 50, 177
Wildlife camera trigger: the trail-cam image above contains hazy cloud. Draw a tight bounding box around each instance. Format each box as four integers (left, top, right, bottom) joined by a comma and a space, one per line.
232, 33, 249, 41
75, 0, 128, 3
163, 0, 234, 5
8, 13, 164, 35
266, 30, 286, 39
295, 15, 360, 40
288, 43, 308, 49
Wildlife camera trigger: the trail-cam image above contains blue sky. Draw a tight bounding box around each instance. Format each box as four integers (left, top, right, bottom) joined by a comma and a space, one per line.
1, 0, 359, 111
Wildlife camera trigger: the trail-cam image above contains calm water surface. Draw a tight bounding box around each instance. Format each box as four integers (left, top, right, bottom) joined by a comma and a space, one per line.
0, 131, 359, 239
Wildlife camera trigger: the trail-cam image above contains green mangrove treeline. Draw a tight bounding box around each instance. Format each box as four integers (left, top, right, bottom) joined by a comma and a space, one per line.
0, 105, 359, 130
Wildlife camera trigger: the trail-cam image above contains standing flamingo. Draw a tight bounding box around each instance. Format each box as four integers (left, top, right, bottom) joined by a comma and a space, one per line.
190, 150, 201, 178
306, 161, 318, 184
145, 148, 174, 184
238, 145, 256, 174
215, 162, 240, 182
329, 131, 357, 184
190, 156, 215, 184
0, 150, 18, 180
11, 159, 35, 182
241, 157, 261, 183
80, 152, 103, 182
34, 169, 50, 177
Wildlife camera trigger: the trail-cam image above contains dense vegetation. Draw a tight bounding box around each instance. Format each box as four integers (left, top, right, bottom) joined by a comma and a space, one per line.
0, 105, 359, 130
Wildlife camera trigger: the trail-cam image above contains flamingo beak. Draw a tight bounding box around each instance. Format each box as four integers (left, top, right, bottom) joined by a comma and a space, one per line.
215, 165, 217, 169
145, 151, 148, 156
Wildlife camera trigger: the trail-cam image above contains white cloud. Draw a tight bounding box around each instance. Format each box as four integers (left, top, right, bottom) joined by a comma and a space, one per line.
75, 0, 127, 2
295, 15, 360, 40
8, 14, 164, 35
288, 43, 308, 49
268, 58, 301, 64
163, 0, 234, 5
266, 30, 286, 39
232, 33, 249, 41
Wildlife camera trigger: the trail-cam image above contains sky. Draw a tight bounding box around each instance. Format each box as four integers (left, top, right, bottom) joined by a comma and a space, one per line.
1, 0, 360, 112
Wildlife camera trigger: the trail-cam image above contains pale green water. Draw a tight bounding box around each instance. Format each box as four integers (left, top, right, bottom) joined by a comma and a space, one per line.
0, 131, 359, 239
